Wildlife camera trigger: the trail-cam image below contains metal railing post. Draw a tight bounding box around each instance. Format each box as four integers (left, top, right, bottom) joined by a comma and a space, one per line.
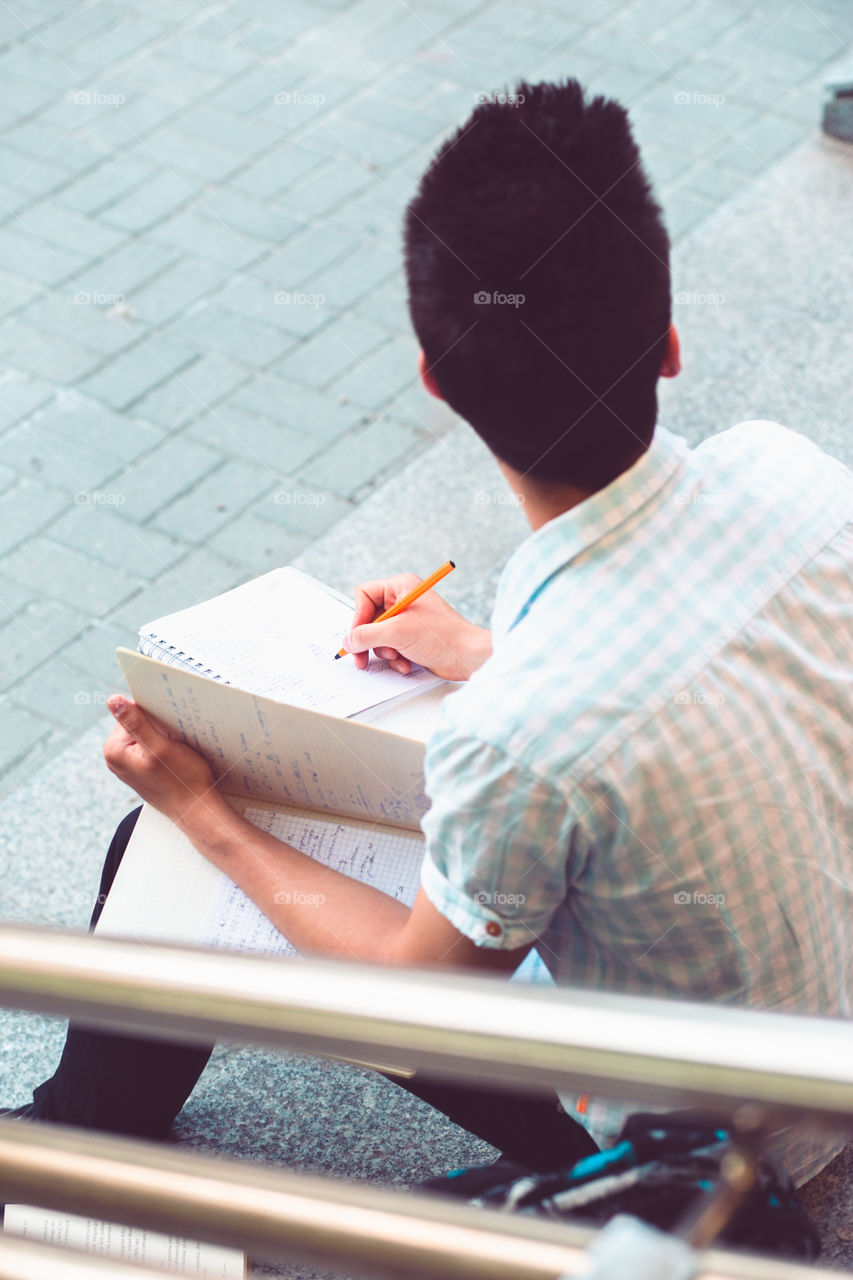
0, 925, 852, 1129
0, 1121, 847, 1280
1, 924, 852, 1280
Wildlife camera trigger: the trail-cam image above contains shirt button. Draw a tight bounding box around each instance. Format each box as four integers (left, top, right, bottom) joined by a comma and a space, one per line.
485, 921, 502, 938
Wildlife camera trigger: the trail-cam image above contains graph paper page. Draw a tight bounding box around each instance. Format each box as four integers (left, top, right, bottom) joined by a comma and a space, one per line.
96, 799, 425, 959
203, 803, 425, 955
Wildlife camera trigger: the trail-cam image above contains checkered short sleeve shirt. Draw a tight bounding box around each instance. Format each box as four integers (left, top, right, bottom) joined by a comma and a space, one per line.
419, 420, 853, 1184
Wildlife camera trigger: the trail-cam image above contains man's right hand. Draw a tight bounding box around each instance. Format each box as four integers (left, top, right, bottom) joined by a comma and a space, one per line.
343, 573, 492, 682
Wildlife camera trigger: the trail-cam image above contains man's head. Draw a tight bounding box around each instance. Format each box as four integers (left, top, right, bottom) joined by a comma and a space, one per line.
404, 78, 676, 495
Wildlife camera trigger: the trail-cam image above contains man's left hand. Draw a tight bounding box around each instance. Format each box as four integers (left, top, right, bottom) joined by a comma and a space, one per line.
104, 696, 219, 826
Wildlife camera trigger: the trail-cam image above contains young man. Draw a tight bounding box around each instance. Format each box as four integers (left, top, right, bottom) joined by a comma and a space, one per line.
5, 79, 852, 1187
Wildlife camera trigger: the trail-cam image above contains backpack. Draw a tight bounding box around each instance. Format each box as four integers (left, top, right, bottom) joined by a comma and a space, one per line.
418, 1110, 820, 1261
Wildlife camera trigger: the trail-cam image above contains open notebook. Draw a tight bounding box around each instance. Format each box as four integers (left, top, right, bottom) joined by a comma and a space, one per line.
99, 565, 464, 1076
136, 565, 448, 727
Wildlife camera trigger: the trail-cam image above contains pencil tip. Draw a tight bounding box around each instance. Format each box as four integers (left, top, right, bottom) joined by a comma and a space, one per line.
334, 653, 341, 660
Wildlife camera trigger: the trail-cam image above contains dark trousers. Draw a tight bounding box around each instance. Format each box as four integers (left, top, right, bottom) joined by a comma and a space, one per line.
29, 807, 598, 1173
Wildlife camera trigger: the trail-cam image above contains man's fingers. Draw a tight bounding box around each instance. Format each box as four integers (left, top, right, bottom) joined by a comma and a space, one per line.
346, 622, 393, 655
103, 721, 145, 781
352, 583, 388, 628
103, 722, 131, 758
351, 574, 422, 628
107, 696, 165, 753
344, 624, 367, 654
343, 624, 410, 674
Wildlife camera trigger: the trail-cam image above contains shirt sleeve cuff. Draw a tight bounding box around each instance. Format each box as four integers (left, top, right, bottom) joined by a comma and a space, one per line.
420, 852, 544, 950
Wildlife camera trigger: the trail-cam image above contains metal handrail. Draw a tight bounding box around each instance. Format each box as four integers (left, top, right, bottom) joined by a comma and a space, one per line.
0, 1120, 847, 1280
0, 924, 852, 1128
2, 923, 853, 1279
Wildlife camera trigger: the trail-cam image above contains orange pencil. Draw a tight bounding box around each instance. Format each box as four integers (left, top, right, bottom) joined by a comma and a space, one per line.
334, 560, 456, 659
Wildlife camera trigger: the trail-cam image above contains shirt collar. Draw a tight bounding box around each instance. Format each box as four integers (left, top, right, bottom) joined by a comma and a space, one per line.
492, 425, 690, 636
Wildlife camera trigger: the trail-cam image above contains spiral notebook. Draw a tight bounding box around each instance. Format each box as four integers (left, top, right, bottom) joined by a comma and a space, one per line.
136, 565, 447, 725
100, 562, 466, 1077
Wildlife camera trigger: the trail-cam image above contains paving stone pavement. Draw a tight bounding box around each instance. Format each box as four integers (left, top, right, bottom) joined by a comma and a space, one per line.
1, 123, 852, 1274
1, 0, 852, 796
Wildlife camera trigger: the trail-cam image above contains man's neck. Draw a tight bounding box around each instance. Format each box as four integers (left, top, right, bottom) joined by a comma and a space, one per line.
496, 460, 593, 532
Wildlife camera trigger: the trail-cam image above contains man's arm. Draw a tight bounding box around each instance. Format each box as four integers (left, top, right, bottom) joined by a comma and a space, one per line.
174, 785, 530, 971
103, 697, 531, 975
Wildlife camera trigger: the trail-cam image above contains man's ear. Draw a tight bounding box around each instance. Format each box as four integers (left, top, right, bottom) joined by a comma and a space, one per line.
418, 348, 443, 400
660, 323, 681, 378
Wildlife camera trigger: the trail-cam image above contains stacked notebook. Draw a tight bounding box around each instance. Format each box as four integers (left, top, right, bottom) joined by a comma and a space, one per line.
100, 566, 457, 961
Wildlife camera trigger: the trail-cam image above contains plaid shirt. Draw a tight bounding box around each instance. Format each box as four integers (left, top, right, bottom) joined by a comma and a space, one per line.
420, 420, 853, 1185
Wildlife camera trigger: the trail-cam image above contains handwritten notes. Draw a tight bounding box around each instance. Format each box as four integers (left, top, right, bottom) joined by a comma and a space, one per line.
96, 800, 425, 965
203, 805, 425, 955
138, 566, 444, 719
117, 649, 429, 829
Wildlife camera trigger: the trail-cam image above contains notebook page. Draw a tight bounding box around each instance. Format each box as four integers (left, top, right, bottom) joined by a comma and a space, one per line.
139, 565, 444, 719
96, 802, 225, 943
96, 799, 424, 959
203, 804, 425, 956
95, 800, 425, 1079
2, 1206, 245, 1278
351, 681, 461, 741
117, 649, 428, 829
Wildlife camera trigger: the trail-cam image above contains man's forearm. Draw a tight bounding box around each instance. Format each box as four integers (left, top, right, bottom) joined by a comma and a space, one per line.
104, 697, 521, 975
176, 792, 412, 962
